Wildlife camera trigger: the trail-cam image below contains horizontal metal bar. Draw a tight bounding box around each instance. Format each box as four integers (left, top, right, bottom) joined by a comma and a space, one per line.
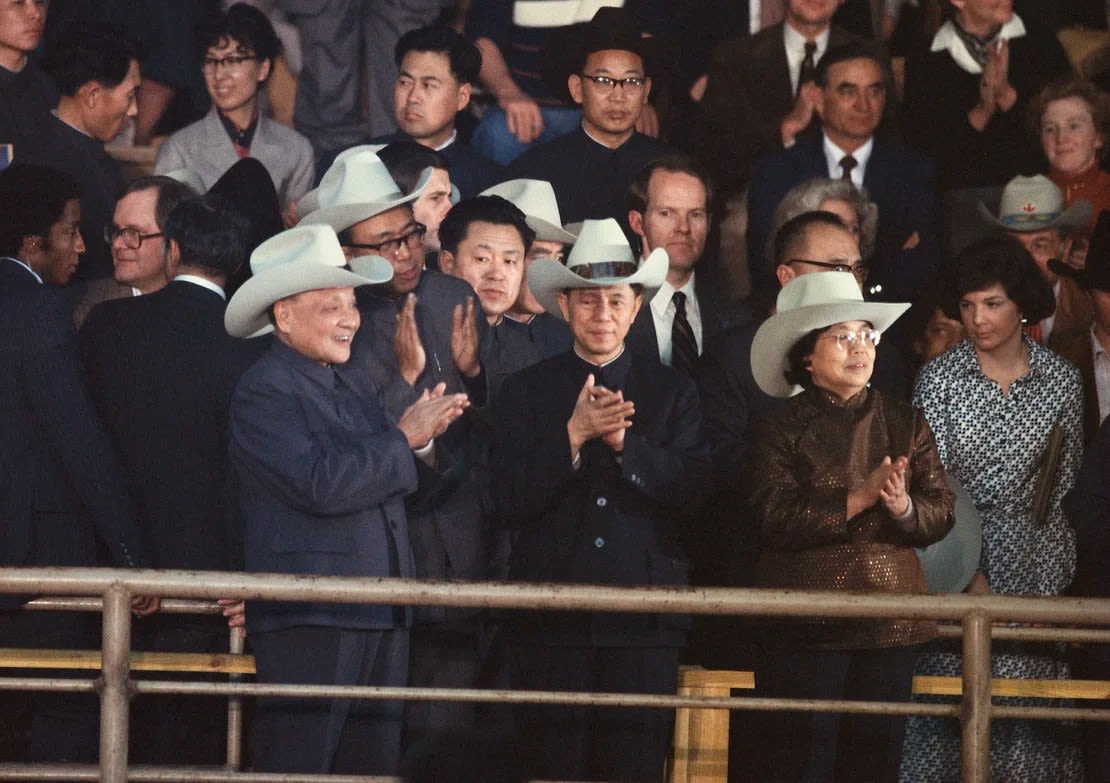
0, 676, 98, 693
992, 705, 1110, 722
1, 567, 1109, 626
0, 765, 398, 782
131, 680, 958, 718
936, 624, 1110, 644
23, 597, 222, 615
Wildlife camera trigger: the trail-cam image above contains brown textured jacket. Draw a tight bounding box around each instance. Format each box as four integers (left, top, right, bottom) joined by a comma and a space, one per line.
746, 387, 955, 649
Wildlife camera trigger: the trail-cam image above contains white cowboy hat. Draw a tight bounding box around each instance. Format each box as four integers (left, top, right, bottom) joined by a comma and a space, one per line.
527, 218, 667, 319
295, 144, 388, 217
977, 174, 1091, 232
299, 148, 431, 232
916, 474, 982, 593
225, 224, 393, 338
480, 178, 579, 244
751, 272, 910, 398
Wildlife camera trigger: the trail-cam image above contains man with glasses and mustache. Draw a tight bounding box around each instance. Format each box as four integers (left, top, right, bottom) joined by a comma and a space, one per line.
506, 8, 672, 225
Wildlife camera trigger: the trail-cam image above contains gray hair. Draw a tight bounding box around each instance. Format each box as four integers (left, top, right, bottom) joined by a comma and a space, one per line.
764, 178, 878, 264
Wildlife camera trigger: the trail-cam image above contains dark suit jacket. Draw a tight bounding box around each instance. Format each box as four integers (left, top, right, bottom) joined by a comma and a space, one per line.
695, 23, 861, 195
349, 270, 493, 623
229, 339, 417, 632
79, 279, 267, 572
625, 272, 751, 367
746, 133, 942, 303
0, 259, 149, 600
492, 347, 710, 645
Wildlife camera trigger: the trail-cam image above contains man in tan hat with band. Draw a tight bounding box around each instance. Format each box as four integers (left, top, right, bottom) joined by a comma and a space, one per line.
226, 224, 468, 776
980, 174, 1093, 344
492, 218, 709, 782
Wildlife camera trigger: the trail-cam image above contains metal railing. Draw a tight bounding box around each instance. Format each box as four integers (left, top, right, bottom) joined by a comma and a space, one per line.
0, 567, 1108, 782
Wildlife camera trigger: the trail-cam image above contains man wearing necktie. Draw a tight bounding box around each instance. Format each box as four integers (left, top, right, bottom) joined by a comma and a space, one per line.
747, 41, 943, 304
625, 155, 749, 375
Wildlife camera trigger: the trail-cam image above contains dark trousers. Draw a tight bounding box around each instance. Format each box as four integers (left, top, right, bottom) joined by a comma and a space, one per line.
509, 642, 680, 783
129, 615, 230, 766
403, 625, 483, 746
250, 626, 408, 775
731, 643, 920, 783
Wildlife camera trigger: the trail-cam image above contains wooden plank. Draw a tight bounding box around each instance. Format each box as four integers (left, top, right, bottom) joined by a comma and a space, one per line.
913, 675, 1110, 701
0, 648, 256, 675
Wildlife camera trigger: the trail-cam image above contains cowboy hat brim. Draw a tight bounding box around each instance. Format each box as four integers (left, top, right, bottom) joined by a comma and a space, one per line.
529, 247, 668, 320
226, 255, 394, 338
916, 473, 982, 593
299, 167, 433, 233
751, 299, 910, 398
526, 214, 579, 245
976, 198, 1092, 233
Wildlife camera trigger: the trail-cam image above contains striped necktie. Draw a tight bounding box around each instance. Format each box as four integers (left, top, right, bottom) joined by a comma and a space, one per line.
671, 291, 698, 375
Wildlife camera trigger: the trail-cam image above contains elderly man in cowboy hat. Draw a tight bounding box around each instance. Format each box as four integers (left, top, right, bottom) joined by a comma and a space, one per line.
980, 174, 1093, 345
482, 177, 575, 360
225, 224, 468, 775
492, 218, 710, 782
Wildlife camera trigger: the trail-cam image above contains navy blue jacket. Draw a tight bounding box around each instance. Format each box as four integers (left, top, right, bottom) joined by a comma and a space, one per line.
229, 339, 417, 632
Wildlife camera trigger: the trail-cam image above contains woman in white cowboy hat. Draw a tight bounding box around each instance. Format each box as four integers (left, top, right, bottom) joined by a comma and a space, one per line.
225, 224, 469, 776
738, 271, 954, 783
492, 218, 710, 783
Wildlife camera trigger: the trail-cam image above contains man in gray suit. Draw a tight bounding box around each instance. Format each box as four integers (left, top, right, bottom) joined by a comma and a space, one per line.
227, 223, 467, 775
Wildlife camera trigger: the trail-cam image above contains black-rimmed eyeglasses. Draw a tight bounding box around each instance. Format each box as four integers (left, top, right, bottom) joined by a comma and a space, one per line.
104, 226, 163, 250
577, 73, 647, 92
345, 223, 426, 256
787, 258, 868, 281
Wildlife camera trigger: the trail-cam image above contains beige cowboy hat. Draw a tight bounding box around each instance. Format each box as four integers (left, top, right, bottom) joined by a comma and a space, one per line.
527, 217, 667, 319
751, 272, 910, 398
298, 148, 430, 232
977, 174, 1092, 232
225, 224, 393, 338
916, 474, 983, 594
481, 179, 579, 244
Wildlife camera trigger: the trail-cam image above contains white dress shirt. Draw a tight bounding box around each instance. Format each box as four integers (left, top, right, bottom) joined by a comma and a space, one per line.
784, 23, 831, 95
822, 134, 873, 189
929, 14, 1027, 75
173, 273, 227, 300
649, 271, 702, 367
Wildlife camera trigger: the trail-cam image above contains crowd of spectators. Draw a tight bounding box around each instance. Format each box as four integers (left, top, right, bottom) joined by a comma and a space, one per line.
3, 0, 1110, 780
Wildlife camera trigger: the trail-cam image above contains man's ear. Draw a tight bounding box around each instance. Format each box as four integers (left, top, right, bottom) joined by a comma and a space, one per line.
163, 237, 182, 278
775, 263, 796, 289
19, 234, 41, 260
456, 82, 472, 112
272, 299, 291, 333
627, 209, 645, 242
78, 80, 101, 110
640, 76, 652, 105
557, 291, 570, 320
439, 249, 456, 275
568, 74, 584, 106
630, 290, 643, 320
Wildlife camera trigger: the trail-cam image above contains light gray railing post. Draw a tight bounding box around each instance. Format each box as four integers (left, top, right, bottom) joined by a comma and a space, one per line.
960, 610, 992, 782
99, 583, 132, 783
226, 626, 245, 770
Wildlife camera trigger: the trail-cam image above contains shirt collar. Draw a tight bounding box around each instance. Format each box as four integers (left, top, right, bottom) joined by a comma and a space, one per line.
783, 22, 831, 60
433, 130, 457, 152
823, 134, 874, 179
173, 274, 227, 300
580, 124, 633, 151
650, 270, 696, 317
1, 256, 42, 283
573, 343, 632, 388
1091, 326, 1107, 358
930, 15, 1026, 74
270, 337, 337, 389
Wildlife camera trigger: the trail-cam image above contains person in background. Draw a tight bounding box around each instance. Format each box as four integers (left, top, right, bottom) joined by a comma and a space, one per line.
155, 3, 314, 217
903, 235, 1084, 782
0, 0, 55, 164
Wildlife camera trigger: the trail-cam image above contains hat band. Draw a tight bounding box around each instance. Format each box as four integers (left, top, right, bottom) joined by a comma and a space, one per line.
1000, 211, 1061, 227
569, 261, 638, 280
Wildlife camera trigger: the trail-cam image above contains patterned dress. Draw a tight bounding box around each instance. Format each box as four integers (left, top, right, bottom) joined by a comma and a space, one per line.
901, 338, 1084, 782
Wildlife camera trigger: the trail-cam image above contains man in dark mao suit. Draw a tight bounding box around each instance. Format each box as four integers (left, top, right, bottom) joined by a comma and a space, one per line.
226, 224, 468, 775
493, 218, 710, 782
79, 194, 265, 765
0, 163, 157, 763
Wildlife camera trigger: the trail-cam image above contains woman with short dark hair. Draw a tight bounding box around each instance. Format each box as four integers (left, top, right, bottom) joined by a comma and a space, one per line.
902, 235, 1085, 781
739, 271, 954, 782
